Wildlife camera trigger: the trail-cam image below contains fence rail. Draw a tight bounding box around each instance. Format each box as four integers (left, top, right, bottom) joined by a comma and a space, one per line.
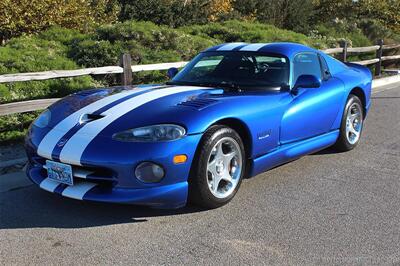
1, 40, 400, 116
0, 62, 188, 84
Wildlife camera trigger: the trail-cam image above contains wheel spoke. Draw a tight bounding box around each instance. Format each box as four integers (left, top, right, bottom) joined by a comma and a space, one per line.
349, 125, 359, 137
221, 171, 233, 183
212, 175, 222, 193
349, 112, 359, 122
223, 151, 236, 166
215, 142, 224, 159
346, 121, 351, 135
207, 161, 219, 188
207, 159, 216, 173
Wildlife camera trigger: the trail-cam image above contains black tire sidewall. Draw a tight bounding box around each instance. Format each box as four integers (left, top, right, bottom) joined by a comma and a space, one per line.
189, 125, 246, 208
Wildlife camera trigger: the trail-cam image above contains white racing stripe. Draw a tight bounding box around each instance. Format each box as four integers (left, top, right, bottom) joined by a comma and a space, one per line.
61, 182, 97, 200
37, 86, 154, 159
59, 86, 208, 165
240, 43, 269, 51
39, 178, 60, 192
217, 42, 246, 51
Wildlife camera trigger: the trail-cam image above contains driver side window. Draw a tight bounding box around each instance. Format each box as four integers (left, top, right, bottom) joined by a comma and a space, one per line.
293, 53, 322, 83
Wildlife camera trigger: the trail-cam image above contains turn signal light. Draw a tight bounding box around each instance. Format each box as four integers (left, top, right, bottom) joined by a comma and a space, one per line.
173, 155, 187, 164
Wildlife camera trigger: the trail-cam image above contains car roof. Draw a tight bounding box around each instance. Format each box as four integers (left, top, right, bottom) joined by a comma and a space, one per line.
204, 42, 317, 59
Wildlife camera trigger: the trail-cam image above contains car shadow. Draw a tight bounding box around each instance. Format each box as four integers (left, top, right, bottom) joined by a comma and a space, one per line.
310, 147, 342, 156
371, 96, 400, 99
0, 184, 207, 229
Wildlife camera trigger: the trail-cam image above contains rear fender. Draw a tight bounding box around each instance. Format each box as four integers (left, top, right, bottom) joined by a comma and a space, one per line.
344, 62, 372, 79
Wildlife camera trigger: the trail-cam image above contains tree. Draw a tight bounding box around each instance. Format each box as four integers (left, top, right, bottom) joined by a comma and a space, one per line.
232, 0, 315, 33
0, 0, 119, 43
208, 0, 234, 21
119, 0, 204, 27
358, 0, 400, 34
314, 0, 400, 34
313, 0, 358, 23
118, 0, 236, 27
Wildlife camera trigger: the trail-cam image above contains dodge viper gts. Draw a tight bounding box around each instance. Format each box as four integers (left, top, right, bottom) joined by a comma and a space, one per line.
25, 42, 372, 209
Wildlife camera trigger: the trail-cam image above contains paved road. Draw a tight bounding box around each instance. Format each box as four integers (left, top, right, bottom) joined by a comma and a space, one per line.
1, 86, 400, 265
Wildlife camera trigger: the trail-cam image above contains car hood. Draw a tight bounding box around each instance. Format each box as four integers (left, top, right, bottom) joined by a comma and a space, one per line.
45, 84, 226, 136
33, 84, 288, 164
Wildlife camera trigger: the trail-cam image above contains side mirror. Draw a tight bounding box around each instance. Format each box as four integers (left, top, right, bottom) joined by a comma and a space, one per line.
167, 67, 179, 79
293, 75, 321, 92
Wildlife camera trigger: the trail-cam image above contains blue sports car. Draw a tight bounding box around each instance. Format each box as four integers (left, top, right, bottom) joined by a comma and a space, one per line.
25, 42, 372, 209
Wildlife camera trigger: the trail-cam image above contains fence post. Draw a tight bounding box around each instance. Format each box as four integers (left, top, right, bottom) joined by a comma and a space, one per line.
375, 39, 384, 76
120, 53, 133, 86
340, 40, 348, 62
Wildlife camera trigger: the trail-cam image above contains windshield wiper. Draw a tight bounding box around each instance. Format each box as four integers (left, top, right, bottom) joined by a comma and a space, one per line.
166, 80, 242, 92
218, 81, 243, 92
166, 81, 189, 86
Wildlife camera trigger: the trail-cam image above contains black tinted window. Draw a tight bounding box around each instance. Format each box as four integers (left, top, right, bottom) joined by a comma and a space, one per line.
172, 51, 290, 89
293, 53, 322, 82
318, 54, 331, 80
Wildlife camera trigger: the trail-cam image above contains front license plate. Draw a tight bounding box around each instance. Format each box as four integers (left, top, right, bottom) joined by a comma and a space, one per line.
46, 160, 73, 186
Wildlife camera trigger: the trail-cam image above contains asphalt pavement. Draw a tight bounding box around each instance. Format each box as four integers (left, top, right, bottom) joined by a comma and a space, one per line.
1, 85, 400, 265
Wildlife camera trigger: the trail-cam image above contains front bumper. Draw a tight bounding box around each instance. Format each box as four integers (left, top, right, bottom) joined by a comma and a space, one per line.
25, 129, 203, 209
26, 165, 188, 208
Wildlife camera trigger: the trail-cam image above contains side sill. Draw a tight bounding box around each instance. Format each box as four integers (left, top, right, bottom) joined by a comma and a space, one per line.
249, 130, 339, 177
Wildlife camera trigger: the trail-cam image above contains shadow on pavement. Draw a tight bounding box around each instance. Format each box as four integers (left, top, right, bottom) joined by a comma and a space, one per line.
310, 147, 343, 156
0, 183, 206, 229
371, 96, 400, 99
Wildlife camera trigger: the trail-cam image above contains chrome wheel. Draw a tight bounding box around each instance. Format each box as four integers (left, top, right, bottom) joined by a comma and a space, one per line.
345, 102, 363, 145
206, 137, 243, 199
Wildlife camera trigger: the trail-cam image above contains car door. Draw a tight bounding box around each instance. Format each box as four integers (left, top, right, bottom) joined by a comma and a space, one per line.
280, 52, 345, 144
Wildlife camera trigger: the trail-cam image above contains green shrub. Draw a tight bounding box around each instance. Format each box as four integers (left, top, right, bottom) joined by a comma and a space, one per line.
0, 35, 95, 103
70, 39, 124, 67
96, 21, 179, 48
312, 22, 371, 48
38, 27, 89, 46
182, 20, 325, 48
95, 21, 215, 59
0, 111, 40, 144
70, 20, 215, 73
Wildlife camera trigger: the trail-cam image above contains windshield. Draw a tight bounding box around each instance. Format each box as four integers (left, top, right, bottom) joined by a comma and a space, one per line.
170, 51, 289, 90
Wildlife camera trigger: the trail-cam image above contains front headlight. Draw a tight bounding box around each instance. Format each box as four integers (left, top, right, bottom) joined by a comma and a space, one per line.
112, 124, 186, 142
33, 109, 51, 128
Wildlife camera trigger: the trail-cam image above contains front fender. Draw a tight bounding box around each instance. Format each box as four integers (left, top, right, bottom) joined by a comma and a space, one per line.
178, 92, 292, 158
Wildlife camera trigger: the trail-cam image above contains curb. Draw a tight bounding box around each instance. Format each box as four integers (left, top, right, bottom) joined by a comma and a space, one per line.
372, 74, 400, 89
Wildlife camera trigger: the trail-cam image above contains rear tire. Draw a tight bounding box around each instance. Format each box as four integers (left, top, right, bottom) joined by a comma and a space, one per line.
333, 94, 364, 152
189, 125, 246, 209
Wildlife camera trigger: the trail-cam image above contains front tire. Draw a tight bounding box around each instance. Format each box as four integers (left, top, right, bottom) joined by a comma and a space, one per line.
189, 125, 246, 209
333, 94, 364, 151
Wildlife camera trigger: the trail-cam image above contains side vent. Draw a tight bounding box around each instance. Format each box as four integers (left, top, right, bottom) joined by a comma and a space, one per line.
79, 113, 105, 124
177, 98, 218, 110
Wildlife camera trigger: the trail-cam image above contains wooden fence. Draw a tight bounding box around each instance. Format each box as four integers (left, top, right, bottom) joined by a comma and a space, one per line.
1, 40, 400, 116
